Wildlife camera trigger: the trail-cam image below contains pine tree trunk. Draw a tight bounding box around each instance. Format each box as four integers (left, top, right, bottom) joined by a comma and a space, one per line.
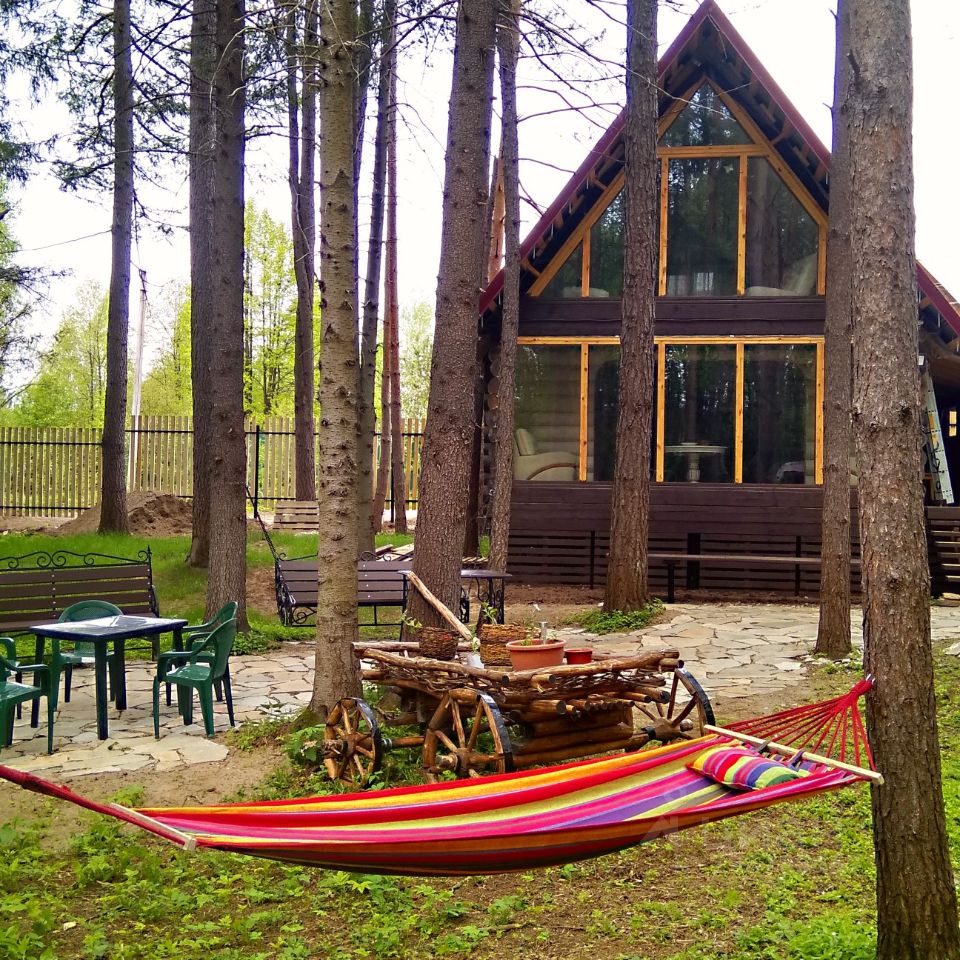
385, 56, 407, 536
357, 0, 394, 551
205, 0, 248, 629
603, 0, 658, 612
188, 0, 216, 568
816, 0, 852, 658
310, 0, 362, 714
288, 2, 318, 502
407, 0, 497, 625
848, 2, 960, 956
98, 0, 134, 535
488, 0, 520, 573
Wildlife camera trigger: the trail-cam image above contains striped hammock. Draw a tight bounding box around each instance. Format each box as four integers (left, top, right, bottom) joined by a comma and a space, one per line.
0, 680, 877, 877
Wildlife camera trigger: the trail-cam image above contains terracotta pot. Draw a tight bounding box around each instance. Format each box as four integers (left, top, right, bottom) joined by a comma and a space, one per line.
505, 639, 565, 671
564, 647, 594, 665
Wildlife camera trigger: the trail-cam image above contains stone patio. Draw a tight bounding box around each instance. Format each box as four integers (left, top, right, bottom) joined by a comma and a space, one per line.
4, 603, 959, 779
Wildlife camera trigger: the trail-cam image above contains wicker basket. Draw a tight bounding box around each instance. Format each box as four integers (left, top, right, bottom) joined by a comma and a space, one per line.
478, 623, 535, 666
417, 626, 460, 661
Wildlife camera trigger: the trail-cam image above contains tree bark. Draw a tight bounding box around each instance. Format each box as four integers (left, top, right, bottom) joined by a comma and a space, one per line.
188, 0, 217, 567
205, 0, 248, 629
848, 2, 960, 957
488, 0, 520, 572
98, 0, 134, 535
816, 0, 853, 658
385, 53, 407, 535
603, 0, 658, 612
310, 0, 363, 714
407, 0, 497, 626
357, 0, 393, 550
287, 1, 318, 502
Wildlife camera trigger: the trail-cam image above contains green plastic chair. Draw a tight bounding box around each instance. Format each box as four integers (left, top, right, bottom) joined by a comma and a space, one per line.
0, 636, 58, 727
0, 650, 58, 755
157, 601, 239, 707
153, 619, 237, 738
58, 600, 122, 703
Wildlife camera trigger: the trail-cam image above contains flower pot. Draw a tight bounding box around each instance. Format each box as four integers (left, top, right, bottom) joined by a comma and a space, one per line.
564, 647, 594, 665
505, 639, 565, 671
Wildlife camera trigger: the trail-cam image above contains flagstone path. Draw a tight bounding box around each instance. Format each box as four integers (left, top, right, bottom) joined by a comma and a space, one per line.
4, 603, 959, 779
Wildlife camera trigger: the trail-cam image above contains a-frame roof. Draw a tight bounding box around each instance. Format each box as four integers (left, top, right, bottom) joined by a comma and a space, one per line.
480, 0, 960, 341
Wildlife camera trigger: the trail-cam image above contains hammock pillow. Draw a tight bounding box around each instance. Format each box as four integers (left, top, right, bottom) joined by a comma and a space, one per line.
688, 746, 807, 791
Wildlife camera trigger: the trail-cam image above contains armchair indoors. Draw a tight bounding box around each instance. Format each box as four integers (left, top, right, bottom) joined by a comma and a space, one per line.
513, 428, 578, 482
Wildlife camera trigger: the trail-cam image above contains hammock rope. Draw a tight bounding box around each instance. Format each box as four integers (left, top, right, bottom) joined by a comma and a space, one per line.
0, 680, 877, 877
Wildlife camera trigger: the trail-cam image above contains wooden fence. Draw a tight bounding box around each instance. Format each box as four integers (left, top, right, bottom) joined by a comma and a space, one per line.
0, 416, 425, 517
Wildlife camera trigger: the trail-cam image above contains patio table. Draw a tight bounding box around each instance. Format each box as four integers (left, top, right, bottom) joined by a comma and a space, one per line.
30, 615, 188, 740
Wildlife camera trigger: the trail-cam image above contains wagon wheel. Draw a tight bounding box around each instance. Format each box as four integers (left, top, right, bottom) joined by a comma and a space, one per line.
631, 667, 715, 746
324, 698, 383, 786
423, 690, 514, 780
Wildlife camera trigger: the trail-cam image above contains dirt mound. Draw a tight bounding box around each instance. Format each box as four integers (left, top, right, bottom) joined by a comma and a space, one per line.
57, 492, 193, 538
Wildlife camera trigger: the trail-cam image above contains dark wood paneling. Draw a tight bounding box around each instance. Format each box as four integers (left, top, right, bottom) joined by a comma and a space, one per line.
508, 481, 862, 596
519, 296, 826, 340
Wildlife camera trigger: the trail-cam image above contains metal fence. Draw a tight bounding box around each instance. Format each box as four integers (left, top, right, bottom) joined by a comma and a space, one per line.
0, 416, 425, 517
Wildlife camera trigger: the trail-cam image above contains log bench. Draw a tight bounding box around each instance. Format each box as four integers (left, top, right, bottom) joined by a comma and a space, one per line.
0, 548, 161, 654
649, 551, 860, 603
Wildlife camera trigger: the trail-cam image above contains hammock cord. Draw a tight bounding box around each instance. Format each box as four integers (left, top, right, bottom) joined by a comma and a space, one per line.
726, 677, 874, 770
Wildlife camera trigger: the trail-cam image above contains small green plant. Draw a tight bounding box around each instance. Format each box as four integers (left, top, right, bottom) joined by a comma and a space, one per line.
579, 599, 665, 634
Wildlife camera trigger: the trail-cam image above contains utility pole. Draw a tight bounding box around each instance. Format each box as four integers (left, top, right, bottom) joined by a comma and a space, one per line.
127, 268, 148, 486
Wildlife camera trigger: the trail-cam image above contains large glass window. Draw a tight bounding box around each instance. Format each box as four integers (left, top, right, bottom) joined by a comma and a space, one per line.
540, 243, 583, 298
589, 194, 624, 299
587, 345, 620, 480
513, 345, 580, 481
661, 83, 752, 147
663, 344, 736, 482
745, 158, 820, 296
666, 158, 739, 296
742, 344, 817, 483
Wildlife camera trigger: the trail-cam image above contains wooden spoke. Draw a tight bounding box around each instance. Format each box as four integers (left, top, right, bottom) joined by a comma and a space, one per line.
631, 668, 715, 746
324, 698, 383, 786
423, 689, 514, 779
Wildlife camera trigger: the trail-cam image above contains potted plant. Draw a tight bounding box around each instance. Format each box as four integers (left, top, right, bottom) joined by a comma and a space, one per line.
505, 626, 565, 670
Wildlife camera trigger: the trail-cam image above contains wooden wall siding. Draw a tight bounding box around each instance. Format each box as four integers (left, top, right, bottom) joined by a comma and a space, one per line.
0, 417, 426, 518
507, 481, 864, 596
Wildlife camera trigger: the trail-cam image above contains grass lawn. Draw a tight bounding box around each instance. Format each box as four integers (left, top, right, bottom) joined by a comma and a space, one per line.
3, 651, 960, 960
0, 529, 416, 654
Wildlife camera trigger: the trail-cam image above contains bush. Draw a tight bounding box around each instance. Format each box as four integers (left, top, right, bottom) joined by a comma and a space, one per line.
578, 599, 664, 635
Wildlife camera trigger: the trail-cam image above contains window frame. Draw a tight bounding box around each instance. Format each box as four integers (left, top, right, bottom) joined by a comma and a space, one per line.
527, 79, 828, 300
516, 335, 825, 485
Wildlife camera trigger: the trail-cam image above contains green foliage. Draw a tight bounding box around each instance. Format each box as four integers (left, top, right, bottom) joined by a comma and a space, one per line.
398, 300, 433, 420
7, 280, 109, 427
578, 599, 665, 634
139, 286, 193, 417
243, 203, 299, 420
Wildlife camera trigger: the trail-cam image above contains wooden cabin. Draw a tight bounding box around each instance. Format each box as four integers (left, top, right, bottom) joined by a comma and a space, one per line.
479, 0, 960, 597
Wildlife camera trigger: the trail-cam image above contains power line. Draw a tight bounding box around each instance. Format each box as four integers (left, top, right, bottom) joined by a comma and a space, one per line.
17, 229, 111, 253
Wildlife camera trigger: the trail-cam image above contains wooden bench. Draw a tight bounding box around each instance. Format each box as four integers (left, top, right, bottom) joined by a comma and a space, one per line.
271, 501, 319, 533
0, 548, 161, 653
276, 559, 413, 630
275, 558, 472, 632
649, 551, 860, 603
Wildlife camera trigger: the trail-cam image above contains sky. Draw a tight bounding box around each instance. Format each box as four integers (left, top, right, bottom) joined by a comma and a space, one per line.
9, 0, 960, 366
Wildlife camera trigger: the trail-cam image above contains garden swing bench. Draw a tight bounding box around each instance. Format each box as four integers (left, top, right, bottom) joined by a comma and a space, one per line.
0, 679, 879, 877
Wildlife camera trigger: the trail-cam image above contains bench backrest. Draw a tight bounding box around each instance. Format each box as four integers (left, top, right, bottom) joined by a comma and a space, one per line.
277, 558, 411, 607
0, 554, 157, 633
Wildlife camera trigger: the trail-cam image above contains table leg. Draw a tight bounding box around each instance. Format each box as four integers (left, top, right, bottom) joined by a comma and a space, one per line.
173, 626, 184, 653
94, 645, 109, 740
113, 639, 127, 711
30, 636, 44, 727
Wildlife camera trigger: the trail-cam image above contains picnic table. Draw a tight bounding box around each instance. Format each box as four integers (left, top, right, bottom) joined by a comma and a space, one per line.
30, 615, 188, 740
